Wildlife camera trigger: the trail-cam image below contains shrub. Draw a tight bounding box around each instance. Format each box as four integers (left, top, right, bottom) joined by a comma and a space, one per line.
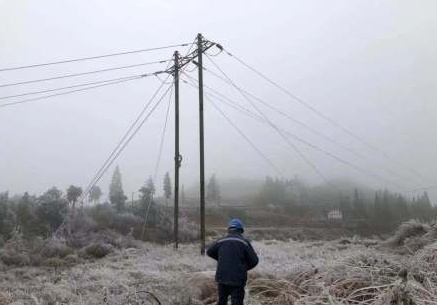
110, 213, 142, 236
178, 217, 199, 242
84, 243, 112, 258
40, 238, 73, 258
90, 204, 115, 229
35, 187, 68, 233
386, 219, 429, 247
63, 253, 83, 266
44, 257, 63, 269
0, 250, 30, 266
69, 213, 96, 234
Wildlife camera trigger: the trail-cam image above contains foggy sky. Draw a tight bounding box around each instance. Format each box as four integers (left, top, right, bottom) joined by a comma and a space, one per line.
1, 0, 436, 202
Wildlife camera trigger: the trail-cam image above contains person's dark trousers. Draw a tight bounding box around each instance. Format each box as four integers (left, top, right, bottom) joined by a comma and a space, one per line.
217, 284, 245, 305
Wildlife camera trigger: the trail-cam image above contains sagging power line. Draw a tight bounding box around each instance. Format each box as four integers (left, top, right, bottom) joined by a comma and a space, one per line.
0, 60, 171, 88
0, 43, 193, 72
0, 75, 145, 109
204, 53, 331, 185
80, 73, 173, 201
197, 63, 414, 186
210, 42, 431, 185
0, 74, 155, 100
182, 73, 399, 188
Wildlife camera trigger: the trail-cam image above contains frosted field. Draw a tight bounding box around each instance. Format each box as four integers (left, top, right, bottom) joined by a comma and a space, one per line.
2, 235, 435, 305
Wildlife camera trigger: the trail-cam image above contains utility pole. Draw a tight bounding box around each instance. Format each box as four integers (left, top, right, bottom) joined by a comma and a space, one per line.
174, 51, 180, 250
197, 33, 206, 255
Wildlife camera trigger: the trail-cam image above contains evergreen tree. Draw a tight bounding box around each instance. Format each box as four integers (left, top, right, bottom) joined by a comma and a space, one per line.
339, 195, 351, 220
352, 188, 367, 219
66, 185, 83, 210
372, 191, 383, 229
256, 176, 291, 206
138, 177, 155, 208
89, 185, 102, 204
16, 192, 40, 237
206, 174, 220, 205
146, 177, 155, 199
36, 187, 68, 233
109, 166, 127, 212
163, 172, 172, 206
0, 192, 14, 239
413, 191, 433, 221
138, 178, 158, 240
380, 189, 393, 231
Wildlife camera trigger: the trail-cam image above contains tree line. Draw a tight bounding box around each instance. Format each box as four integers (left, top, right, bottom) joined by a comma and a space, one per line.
2, 170, 432, 240
0, 166, 175, 241
255, 176, 435, 233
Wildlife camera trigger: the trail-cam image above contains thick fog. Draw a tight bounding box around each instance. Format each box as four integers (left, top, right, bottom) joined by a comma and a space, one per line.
0, 0, 436, 201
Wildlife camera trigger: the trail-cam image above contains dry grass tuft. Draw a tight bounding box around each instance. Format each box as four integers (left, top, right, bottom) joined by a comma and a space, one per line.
381, 219, 437, 255
40, 238, 73, 259
0, 293, 13, 305
84, 243, 113, 259
187, 271, 217, 304
251, 278, 306, 304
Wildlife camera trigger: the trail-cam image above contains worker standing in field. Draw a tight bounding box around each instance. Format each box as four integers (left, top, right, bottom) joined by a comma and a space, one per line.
206, 218, 259, 305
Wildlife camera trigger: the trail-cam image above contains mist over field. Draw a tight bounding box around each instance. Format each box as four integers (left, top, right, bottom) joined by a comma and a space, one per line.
0, 1, 436, 203
1, 1, 437, 304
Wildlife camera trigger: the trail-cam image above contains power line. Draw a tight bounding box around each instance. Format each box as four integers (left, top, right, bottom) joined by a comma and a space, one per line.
182, 74, 399, 188
202, 67, 365, 156
199, 66, 413, 184
191, 74, 404, 234
0, 74, 153, 100
81, 72, 172, 199
0, 43, 193, 72
182, 75, 284, 177
153, 86, 173, 182
190, 54, 373, 230
143, 39, 197, 239
0, 75, 145, 109
81, 78, 174, 201
83, 37, 196, 206
208, 100, 285, 177
205, 53, 330, 184
0, 60, 170, 88
219, 46, 430, 184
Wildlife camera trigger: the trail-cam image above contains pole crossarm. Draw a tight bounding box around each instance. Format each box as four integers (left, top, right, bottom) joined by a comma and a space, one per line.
165, 41, 215, 77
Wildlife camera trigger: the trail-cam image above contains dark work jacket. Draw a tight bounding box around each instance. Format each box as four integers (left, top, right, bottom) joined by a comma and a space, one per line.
206, 233, 259, 286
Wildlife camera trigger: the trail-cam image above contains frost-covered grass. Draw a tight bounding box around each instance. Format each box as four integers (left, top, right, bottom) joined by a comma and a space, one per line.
0, 242, 213, 304
0, 237, 436, 305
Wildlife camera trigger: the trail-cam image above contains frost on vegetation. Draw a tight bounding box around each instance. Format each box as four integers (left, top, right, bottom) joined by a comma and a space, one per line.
0, 221, 437, 304
384, 219, 437, 254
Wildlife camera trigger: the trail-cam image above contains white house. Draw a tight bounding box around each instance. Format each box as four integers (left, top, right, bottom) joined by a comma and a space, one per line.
327, 209, 343, 221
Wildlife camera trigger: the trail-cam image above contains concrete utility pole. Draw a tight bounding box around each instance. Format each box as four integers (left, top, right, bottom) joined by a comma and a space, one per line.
197, 33, 206, 255
174, 51, 180, 249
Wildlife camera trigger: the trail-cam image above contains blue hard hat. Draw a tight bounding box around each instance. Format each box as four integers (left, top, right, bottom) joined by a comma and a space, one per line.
228, 218, 244, 231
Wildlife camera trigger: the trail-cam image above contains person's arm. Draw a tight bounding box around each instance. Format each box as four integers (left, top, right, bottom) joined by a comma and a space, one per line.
206, 241, 219, 260
246, 242, 259, 270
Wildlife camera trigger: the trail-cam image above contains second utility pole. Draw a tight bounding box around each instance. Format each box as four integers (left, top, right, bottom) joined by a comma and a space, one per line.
197, 33, 206, 255
174, 51, 180, 249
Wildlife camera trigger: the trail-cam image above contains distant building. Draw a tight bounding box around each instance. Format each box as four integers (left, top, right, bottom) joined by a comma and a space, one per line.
327, 209, 343, 221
